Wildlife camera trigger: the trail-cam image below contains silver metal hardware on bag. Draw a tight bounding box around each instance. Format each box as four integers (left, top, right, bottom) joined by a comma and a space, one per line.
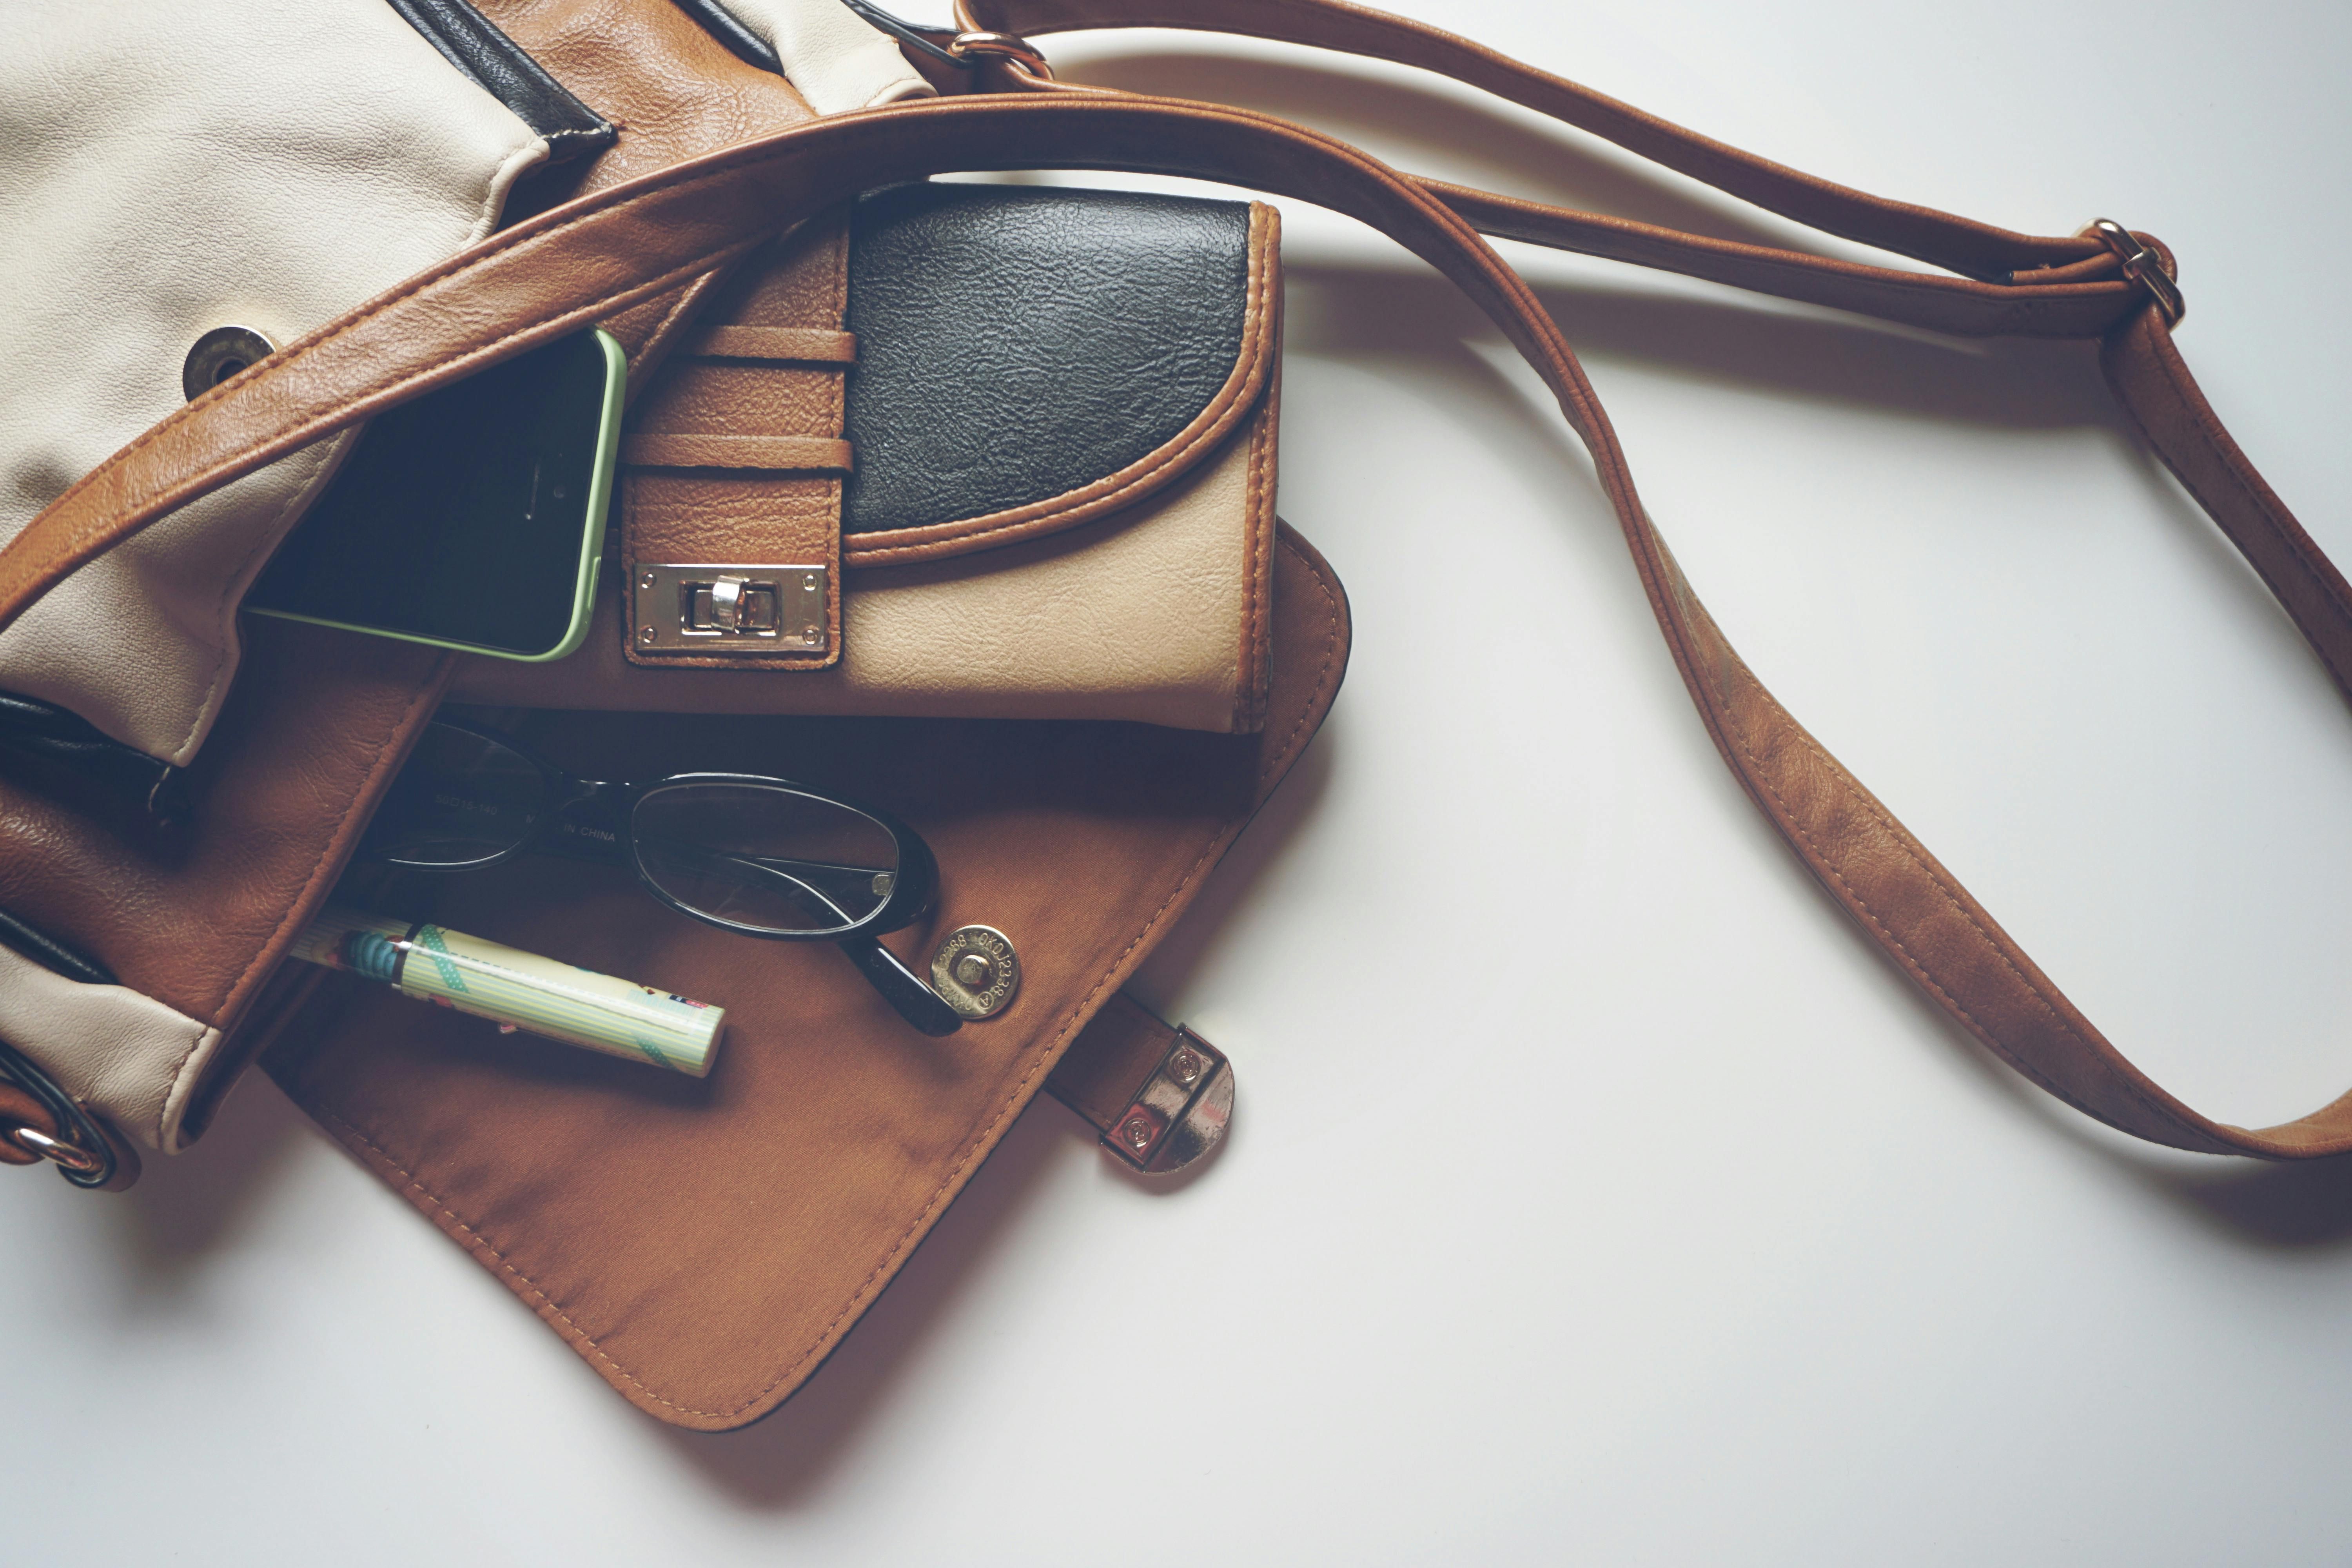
1107, 1027, 1232, 1175
2083, 219, 2185, 325
633, 563, 826, 654
945, 0, 1055, 82
5, 1123, 104, 1175
0, 1036, 122, 1190
181, 326, 278, 401
944, 29, 1055, 79
930, 924, 1020, 1019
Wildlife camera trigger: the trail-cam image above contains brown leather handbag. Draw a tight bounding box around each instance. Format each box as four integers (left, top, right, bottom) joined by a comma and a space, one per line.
4, 0, 2348, 1429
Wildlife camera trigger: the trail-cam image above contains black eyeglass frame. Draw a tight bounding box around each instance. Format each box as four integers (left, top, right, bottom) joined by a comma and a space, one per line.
364, 721, 962, 1036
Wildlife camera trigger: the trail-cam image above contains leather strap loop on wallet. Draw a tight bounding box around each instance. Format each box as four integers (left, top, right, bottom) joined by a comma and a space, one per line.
4, 0, 2345, 1158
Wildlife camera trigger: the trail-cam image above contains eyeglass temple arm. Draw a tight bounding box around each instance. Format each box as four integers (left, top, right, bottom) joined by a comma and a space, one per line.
717, 854, 961, 1037
837, 935, 963, 1038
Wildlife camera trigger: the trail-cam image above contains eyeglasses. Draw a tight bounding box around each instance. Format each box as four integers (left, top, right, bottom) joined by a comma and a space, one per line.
360, 721, 962, 1035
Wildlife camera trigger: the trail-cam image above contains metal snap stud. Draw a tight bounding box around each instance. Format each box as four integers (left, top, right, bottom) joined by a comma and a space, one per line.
182, 326, 278, 401
930, 924, 1020, 1020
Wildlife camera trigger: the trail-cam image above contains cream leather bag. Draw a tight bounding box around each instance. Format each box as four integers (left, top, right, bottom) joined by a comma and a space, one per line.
0, 0, 554, 766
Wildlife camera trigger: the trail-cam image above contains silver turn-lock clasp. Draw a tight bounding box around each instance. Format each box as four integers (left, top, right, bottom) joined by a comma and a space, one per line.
634, 563, 827, 654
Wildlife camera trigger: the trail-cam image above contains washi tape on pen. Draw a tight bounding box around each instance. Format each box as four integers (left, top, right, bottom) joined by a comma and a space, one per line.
292, 905, 724, 1076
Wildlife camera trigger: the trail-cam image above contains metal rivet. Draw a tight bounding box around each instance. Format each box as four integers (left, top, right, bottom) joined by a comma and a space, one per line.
1120, 1115, 1154, 1149
639, 625, 657, 644
870, 872, 894, 898
640, 571, 659, 590
182, 326, 277, 402
930, 925, 1020, 1020
1169, 1047, 1203, 1088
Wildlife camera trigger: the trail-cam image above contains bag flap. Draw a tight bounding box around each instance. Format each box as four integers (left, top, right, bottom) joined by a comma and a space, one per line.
263, 524, 1347, 1430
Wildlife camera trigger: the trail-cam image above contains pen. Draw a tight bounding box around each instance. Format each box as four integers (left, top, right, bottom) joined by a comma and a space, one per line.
292, 905, 724, 1077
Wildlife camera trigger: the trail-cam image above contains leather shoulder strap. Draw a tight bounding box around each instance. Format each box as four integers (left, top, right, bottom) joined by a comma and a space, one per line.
5, 7, 2345, 1156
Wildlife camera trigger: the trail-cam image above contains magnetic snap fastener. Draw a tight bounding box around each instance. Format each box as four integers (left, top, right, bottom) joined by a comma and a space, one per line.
182, 326, 277, 401
930, 925, 1020, 1020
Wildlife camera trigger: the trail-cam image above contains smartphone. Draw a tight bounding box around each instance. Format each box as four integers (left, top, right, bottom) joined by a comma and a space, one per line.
243, 328, 625, 662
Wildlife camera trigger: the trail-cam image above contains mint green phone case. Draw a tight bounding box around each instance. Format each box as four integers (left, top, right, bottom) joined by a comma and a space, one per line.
245, 328, 626, 663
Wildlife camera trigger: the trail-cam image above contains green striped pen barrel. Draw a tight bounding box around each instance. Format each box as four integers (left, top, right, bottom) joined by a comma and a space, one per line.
292, 905, 724, 1077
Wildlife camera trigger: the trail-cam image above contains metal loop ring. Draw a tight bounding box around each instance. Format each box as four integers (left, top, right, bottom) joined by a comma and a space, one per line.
6, 1123, 105, 1175
946, 30, 1055, 80
2085, 218, 2186, 326
0, 1035, 120, 1189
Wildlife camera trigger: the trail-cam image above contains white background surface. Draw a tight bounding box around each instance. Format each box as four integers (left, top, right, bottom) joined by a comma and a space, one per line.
7, 1, 2352, 1561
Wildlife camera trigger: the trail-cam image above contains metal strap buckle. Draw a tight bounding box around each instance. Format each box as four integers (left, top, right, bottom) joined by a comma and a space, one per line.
2085, 218, 2185, 325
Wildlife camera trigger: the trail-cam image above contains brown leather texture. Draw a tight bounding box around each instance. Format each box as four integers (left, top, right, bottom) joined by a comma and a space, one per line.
0, 621, 447, 1028
478, 0, 822, 383
622, 214, 851, 670
263, 523, 1348, 1429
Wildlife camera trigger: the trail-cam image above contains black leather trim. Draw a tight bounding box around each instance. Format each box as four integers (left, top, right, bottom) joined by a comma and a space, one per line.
666, 0, 784, 74
842, 183, 1254, 535
386, 0, 618, 165
0, 690, 189, 833
0, 903, 114, 986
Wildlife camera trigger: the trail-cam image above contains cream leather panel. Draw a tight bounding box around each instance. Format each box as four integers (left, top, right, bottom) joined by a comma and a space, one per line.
0, 0, 548, 764
453, 411, 1269, 731
0, 944, 219, 1155
715, 0, 934, 116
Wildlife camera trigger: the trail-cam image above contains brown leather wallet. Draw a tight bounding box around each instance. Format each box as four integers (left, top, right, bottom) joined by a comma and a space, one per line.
455, 180, 1283, 733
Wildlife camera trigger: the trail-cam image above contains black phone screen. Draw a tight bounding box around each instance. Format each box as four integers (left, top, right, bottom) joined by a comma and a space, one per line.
243, 330, 619, 657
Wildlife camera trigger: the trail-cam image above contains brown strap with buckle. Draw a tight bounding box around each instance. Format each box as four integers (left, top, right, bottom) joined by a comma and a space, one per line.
0, 2, 2341, 1158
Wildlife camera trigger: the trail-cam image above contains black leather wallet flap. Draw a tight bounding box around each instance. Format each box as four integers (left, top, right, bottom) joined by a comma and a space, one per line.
838, 183, 1280, 567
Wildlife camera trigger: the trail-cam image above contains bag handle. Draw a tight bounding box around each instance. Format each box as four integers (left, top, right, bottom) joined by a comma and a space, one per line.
968, 2, 2352, 706
2, 9, 2343, 1157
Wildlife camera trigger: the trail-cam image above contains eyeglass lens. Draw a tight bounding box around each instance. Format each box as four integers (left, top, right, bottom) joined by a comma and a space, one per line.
367, 726, 547, 869
632, 781, 900, 938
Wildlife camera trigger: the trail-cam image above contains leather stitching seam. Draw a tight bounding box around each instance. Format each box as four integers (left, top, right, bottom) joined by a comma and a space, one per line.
1236, 399, 1271, 731
2134, 317, 2352, 643
155, 656, 447, 1147
1428, 183, 2131, 334
176, 435, 351, 764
